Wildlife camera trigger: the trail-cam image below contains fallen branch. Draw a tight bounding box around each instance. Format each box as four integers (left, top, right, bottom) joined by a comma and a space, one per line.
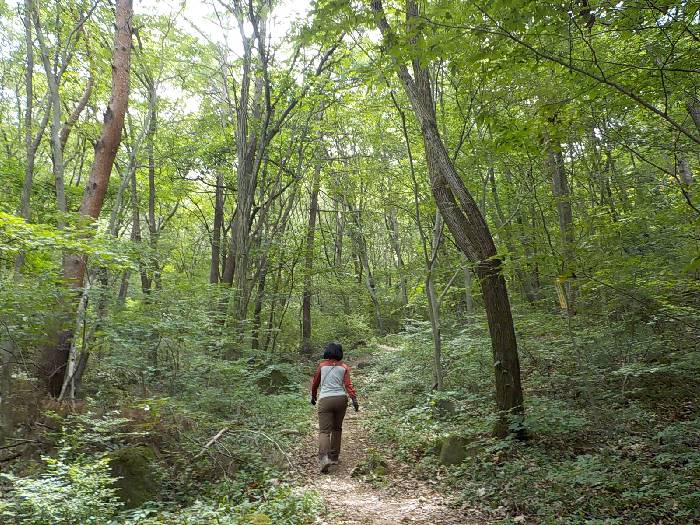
194, 426, 229, 459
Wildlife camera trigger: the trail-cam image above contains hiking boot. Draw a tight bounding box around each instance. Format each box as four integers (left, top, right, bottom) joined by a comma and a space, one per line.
319, 455, 332, 473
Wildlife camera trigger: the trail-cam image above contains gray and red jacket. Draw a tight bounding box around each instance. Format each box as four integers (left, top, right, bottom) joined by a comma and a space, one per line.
311, 359, 357, 401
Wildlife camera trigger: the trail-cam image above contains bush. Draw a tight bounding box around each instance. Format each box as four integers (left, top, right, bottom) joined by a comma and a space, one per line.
0, 451, 122, 525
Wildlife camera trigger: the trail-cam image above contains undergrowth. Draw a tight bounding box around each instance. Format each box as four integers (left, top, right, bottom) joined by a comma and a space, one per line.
363, 307, 700, 524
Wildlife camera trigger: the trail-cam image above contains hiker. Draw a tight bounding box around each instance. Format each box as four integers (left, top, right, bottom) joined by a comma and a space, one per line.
310, 342, 359, 473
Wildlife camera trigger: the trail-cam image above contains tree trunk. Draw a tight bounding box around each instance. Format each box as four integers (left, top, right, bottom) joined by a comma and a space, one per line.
545, 134, 575, 313
687, 98, 700, 134
39, 0, 133, 397
464, 266, 474, 315
489, 167, 537, 302
348, 205, 385, 334
33, 5, 67, 226
0, 340, 13, 444
130, 164, 152, 294
251, 255, 268, 351
678, 158, 694, 186
301, 153, 322, 354
426, 211, 444, 390
426, 274, 443, 390
385, 207, 408, 305
15, 1, 36, 272
63, 0, 132, 284
334, 199, 351, 314
371, 0, 524, 437
210, 170, 225, 283
145, 80, 161, 292
59, 73, 94, 152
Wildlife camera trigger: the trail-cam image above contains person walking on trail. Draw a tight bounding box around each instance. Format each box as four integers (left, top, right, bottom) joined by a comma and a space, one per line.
310, 342, 359, 473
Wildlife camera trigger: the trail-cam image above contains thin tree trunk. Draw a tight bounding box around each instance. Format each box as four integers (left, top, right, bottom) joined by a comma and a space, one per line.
145, 80, 160, 292
545, 134, 575, 313
251, 256, 268, 351
678, 158, 694, 186
385, 207, 408, 305
426, 210, 444, 390
0, 340, 13, 444
348, 205, 385, 334
210, 170, 225, 283
59, 73, 94, 151
33, 6, 67, 225
687, 98, 700, 134
130, 164, 151, 294
334, 201, 351, 314
301, 135, 323, 354
489, 167, 536, 302
15, 1, 36, 272
426, 275, 443, 389
464, 266, 474, 315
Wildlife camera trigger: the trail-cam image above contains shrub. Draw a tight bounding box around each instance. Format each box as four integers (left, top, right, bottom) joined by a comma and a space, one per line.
1, 450, 122, 525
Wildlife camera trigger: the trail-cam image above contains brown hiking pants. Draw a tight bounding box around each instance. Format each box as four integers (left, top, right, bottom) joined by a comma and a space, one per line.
318, 395, 347, 460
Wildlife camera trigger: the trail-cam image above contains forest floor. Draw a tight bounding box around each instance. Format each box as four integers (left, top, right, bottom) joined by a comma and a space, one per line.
290, 345, 488, 525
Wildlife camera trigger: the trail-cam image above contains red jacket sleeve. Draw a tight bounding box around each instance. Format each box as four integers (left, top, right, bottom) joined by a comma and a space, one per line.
311, 364, 322, 399
343, 365, 357, 399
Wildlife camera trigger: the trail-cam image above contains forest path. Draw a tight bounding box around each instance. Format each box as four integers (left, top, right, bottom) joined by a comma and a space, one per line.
291, 344, 486, 525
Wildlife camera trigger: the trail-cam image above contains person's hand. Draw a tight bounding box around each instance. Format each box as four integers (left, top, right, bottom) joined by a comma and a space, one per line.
311, 396, 317, 406
351, 398, 359, 412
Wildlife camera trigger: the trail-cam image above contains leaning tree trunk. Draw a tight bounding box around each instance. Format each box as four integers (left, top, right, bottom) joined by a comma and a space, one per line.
38, 0, 133, 397
371, 0, 524, 437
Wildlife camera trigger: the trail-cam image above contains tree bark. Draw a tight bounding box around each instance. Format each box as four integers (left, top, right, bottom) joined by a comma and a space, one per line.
545, 133, 575, 313
15, 0, 38, 272
678, 158, 694, 186
0, 340, 13, 444
38, 0, 133, 397
145, 78, 160, 292
371, 0, 524, 437
301, 150, 322, 354
385, 207, 408, 305
60, 73, 94, 151
32, 5, 67, 226
426, 210, 444, 390
210, 170, 225, 283
687, 98, 700, 134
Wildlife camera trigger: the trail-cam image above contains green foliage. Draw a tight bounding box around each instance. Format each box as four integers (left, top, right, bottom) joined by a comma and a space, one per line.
350, 448, 388, 482
1, 0, 699, 523
0, 450, 122, 525
313, 311, 375, 350
119, 484, 322, 525
364, 309, 700, 523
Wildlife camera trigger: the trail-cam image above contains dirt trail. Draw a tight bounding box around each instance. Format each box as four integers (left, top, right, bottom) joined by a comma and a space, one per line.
291, 345, 486, 525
